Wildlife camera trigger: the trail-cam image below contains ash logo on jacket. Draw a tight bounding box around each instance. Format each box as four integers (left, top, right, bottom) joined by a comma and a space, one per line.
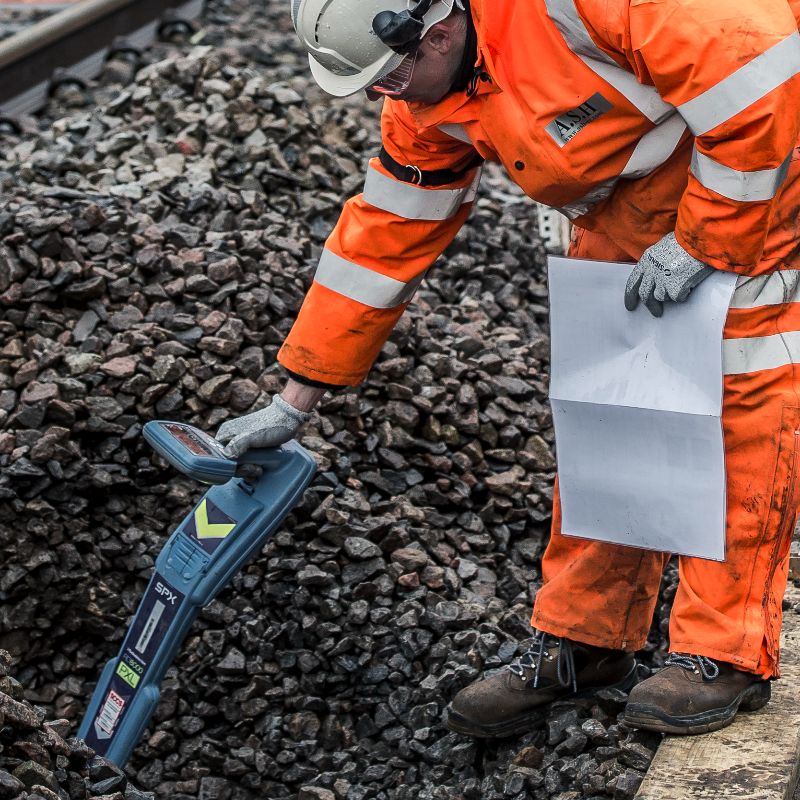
545, 93, 612, 147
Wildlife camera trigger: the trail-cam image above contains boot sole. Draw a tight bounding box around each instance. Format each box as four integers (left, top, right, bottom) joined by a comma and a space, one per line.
623, 679, 771, 735
445, 661, 641, 739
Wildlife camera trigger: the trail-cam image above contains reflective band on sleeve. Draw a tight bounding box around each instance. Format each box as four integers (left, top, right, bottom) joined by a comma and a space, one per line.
558, 113, 686, 218
621, 112, 687, 179
585, 58, 673, 124
558, 178, 616, 220
437, 123, 472, 144
544, 0, 613, 62
544, 0, 674, 123
730, 271, 800, 308
690, 147, 792, 202
723, 330, 800, 375
313, 248, 426, 309
363, 163, 480, 220
678, 32, 800, 136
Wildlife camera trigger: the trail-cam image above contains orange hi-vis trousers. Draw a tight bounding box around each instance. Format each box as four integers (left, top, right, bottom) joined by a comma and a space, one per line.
531, 226, 800, 679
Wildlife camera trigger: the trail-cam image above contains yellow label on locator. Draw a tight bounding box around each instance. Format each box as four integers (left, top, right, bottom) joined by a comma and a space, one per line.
116, 661, 140, 689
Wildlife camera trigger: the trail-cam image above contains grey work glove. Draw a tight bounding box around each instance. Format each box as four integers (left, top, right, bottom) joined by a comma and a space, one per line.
215, 394, 310, 458
624, 232, 716, 317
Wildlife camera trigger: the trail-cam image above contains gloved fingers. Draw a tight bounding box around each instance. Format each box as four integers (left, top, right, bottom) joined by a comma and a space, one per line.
638, 272, 663, 317
216, 406, 273, 444
223, 433, 260, 459
638, 270, 655, 304
675, 265, 715, 302
672, 285, 691, 303
624, 267, 644, 311
222, 435, 247, 459
653, 279, 667, 303
222, 427, 294, 459
215, 418, 242, 444
644, 294, 664, 317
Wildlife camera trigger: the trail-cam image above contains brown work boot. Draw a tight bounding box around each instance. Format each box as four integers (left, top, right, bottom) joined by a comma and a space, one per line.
445, 631, 639, 738
623, 652, 771, 735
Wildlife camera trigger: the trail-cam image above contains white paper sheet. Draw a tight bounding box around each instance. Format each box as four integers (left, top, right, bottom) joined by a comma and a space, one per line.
548, 257, 738, 561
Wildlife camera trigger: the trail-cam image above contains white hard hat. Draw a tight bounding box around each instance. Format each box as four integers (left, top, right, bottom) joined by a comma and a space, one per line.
291, 0, 459, 97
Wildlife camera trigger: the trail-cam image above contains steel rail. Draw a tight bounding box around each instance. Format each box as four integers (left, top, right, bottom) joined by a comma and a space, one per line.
0, 0, 203, 117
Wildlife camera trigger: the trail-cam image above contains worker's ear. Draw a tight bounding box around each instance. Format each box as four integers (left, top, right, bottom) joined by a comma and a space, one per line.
423, 18, 461, 55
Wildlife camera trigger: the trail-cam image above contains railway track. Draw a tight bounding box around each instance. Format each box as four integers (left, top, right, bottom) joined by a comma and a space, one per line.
0, 0, 203, 120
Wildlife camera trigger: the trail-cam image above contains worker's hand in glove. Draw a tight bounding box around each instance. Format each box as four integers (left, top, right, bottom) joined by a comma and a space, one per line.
624, 232, 716, 317
215, 394, 311, 458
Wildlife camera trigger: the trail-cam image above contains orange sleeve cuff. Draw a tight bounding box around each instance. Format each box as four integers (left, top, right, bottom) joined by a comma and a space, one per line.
278, 282, 407, 386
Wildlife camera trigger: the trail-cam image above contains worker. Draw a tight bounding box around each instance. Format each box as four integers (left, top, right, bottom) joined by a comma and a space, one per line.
216, 0, 800, 737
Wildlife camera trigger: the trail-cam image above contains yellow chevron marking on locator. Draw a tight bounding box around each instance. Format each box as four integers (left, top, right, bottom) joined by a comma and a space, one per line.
194, 499, 235, 539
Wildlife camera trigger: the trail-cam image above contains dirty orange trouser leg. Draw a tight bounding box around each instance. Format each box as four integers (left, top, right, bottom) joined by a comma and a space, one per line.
531, 227, 800, 678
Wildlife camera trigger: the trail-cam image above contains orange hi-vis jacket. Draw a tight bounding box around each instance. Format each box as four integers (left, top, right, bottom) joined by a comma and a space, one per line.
279, 0, 800, 387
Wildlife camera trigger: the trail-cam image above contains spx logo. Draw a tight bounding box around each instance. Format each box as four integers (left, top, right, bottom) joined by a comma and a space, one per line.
155, 582, 178, 604
193, 498, 236, 540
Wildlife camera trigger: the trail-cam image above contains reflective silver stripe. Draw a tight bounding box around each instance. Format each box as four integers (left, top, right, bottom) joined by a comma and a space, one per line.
438, 123, 471, 144
621, 112, 687, 179
313, 248, 425, 309
691, 147, 792, 202
544, 0, 615, 62
558, 113, 686, 218
544, 0, 674, 123
731, 271, 800, 309
362, 163, 480, 220
723, 330, 800, 375
678, 32, 800, 135
584, 58, 673, 124
559, 178, 615, 220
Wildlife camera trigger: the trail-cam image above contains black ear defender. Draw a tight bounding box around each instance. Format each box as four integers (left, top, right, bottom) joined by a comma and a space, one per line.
372, 0, 435, 54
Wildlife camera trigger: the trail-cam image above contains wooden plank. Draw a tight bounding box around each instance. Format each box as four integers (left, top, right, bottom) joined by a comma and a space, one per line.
636, 585, 800, 800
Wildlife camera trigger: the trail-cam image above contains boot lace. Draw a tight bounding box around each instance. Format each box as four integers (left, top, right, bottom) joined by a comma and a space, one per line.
507, 631, 577, 692
664, 652, 720, 681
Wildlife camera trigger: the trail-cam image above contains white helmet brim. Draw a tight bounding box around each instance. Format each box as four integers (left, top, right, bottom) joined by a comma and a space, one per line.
308, 49, 404, 97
